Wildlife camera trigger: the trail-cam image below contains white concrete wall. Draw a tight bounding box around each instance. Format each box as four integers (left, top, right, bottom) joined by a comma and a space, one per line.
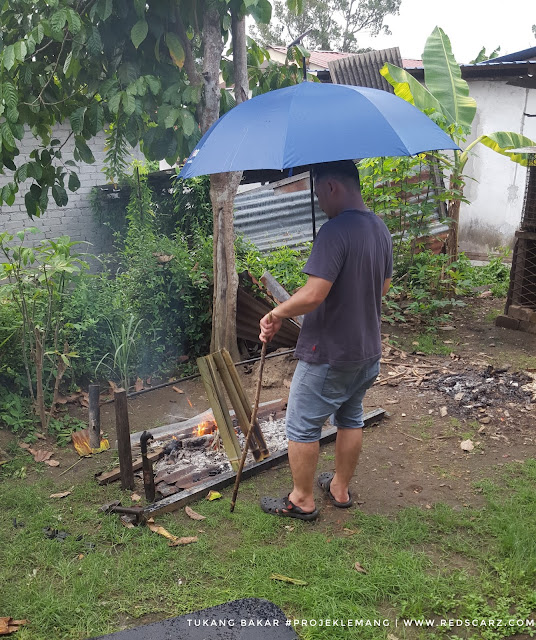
0, 123, 143, 260
459, 79, 536, 254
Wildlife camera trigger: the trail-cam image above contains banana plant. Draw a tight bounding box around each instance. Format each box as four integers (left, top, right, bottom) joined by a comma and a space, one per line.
380, 26, 536, 260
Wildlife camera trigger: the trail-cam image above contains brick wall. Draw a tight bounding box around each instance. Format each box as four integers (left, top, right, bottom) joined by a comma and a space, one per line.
0, 123, 143, 261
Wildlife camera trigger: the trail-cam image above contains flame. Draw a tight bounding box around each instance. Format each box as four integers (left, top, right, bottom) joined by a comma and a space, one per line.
194, 420, 216, 437
187, 397, 193, 408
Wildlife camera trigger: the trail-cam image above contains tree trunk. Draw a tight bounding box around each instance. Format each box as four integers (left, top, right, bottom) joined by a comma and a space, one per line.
231, 11, 248, 105
210, 171, 242, 360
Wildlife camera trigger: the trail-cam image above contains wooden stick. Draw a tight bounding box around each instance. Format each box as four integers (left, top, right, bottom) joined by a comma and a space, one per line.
230, 341, 268, 512
114, 388, 135, 490
88, 384, 101, 450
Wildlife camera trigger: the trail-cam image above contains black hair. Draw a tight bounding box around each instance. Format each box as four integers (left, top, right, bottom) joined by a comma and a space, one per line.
312, 160, 360, 190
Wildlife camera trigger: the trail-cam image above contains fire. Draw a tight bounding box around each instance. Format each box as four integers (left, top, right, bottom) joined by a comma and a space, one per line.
187, 397, 193, 408
194, 420, 216, 437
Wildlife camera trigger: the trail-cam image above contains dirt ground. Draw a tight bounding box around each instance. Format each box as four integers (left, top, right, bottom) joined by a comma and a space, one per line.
4, 297, 536, 526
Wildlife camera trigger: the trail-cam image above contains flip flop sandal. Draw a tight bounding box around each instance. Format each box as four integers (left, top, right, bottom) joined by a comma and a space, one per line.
260, 495, 319, 521
317, 472, 353, 508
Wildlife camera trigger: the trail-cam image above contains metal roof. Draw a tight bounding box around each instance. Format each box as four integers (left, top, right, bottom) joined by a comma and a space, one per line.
328, 47, 403, 93
476, 46, 536, 64
269, 45, 352, 69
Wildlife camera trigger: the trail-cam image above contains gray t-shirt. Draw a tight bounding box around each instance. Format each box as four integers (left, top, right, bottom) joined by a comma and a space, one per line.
294, 209, 393, 366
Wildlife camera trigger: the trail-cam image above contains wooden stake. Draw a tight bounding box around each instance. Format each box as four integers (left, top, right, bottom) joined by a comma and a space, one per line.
88, 384, 101, 450
197, 356, 241, 470
114, 388, 134, 490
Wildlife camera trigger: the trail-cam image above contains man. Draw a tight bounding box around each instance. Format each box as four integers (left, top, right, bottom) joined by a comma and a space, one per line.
259, 160, 392, 521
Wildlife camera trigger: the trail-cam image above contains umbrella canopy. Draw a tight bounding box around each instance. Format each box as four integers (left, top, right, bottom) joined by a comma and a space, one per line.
179, 82, 460, 179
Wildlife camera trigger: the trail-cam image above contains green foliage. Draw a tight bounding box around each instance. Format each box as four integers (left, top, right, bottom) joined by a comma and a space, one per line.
470, 45, 500, 65
96, 315, 144, 391
239, 241, 310, 293
0, 387, 37, 435
250, 0, 401, 52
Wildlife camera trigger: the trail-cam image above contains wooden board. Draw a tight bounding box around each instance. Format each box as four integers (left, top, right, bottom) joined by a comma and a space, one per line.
95, 448, 164, 485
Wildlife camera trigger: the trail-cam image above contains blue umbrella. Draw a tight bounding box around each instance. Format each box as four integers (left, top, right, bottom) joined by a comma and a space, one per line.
178, 81, 460, 237
179, 82, 459, 178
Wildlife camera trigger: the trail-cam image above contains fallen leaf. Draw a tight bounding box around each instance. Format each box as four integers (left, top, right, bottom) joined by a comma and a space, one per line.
120, 516, 135, 529
454, 392, 464, 401
460, 439, 474, 452
479, 290, 492, 298
148, 523, 198, 546
172, 386, 184, 394
438, 325, 455, 331
0, 618, 28, 635
130, 493, 142, 502
478, 425, 486, 434
78, 554, 85, 560
146, 377, 152, 385
479, 417, 491, 424
206, 490, 221, 501
30, 449, 53, 463
49, 491, 71, 499
19, 442, 31, 450
168, 536, 198, 547
443, 340, 454, 344
44, 459, 60, 467
353, 562, 367, 574
440, 406, 448, 418
108, 380, 118, 392
270, 574, 307, 585
387, 634, 400, 640
35, 432, 46, 440
134, 378, 144, 392
185, 506, 206, 521
178, 355, 189, 364
343, 528, 360, 536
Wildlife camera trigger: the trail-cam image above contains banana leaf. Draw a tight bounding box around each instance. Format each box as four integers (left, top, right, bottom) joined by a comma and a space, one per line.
422, 27, 477, 129
380, 62, 451, 121
463, 131, 536, 167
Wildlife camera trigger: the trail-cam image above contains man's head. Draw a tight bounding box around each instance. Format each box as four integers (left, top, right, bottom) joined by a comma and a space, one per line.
312, 160, 363, 218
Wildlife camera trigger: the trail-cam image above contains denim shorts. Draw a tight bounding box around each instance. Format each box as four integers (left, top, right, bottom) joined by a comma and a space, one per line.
285, 358, 381, 443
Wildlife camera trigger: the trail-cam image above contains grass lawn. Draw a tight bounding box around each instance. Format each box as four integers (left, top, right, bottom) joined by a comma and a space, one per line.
2, 451, 536, 639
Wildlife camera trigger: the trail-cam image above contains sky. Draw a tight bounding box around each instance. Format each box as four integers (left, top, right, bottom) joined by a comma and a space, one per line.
356, 0, 535, 63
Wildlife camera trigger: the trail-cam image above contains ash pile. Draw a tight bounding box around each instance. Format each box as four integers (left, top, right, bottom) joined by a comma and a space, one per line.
430, 365, 534, 417
152, 417, 287, 499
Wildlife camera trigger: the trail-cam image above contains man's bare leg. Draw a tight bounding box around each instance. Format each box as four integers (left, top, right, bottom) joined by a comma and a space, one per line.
287, 440, 319, 513
330, 428, 363, 503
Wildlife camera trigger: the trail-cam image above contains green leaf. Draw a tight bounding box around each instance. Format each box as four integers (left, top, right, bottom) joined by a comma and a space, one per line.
249, 0, 272, 24
25, 192, 37, 218
285, 0, 301, 15
131, 20, 148, 49
164, 107, 181, 129
13, 40, 27, 63
96, 0, 113, 21
108, 92, 121, 114
465, 132, 536, 168
422, 27, 476, 129
122, 93, 136, 116
86, 103, 104, 136
68, 172, 80, 191
52, 184, 68, 207
182, 110, 196, 137
69, 106, 86, 134
380, 63, 446, 118
86, 27, 103, 56
16, 163, 28, 182
50, 8, 67, 35
63, 51, 73, 76
3, 45, 15, 71
74, 136, 95, 164
165, 32, 185, 68
3, 81, 17, 109
1, 122, 15, 149
145, 75, 160, 95
66, 9, 82, 34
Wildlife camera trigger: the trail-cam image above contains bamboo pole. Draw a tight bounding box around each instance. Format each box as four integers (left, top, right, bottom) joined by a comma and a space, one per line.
88, 384, 101, 450
230, 341, 268, 512
114, 388, 135, 490
197, 356, 241, 470
220, 349, 269, 459
212, 350, 263, 461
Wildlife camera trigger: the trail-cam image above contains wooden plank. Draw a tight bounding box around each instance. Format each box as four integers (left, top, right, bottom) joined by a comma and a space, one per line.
221, 349, 269, 459
197, 356, 241, 470
144, 408, 386, 517
114, 389, 134, 490
260, 271, 304, 326
95, 449, 164, 485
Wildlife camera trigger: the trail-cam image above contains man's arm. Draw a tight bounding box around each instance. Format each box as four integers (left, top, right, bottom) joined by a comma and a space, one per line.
382, 278, 391, 296
259, 275, 332, 343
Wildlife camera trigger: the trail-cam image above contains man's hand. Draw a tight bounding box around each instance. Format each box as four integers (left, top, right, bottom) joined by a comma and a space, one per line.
259, 312, 282, 344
